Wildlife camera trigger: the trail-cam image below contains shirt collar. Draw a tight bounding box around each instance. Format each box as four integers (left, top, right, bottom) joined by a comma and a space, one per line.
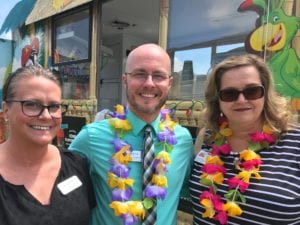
126, 108, 161, 136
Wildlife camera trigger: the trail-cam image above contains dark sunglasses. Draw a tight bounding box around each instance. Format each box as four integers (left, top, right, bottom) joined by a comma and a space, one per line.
219, 85, 265, 102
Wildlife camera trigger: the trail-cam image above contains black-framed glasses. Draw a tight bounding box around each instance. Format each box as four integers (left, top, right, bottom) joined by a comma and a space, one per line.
219, 85, 265, 102
6, 100, 68, 118
125, 71, 171, 83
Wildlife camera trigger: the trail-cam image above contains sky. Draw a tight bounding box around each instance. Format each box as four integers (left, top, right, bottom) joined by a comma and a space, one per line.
168, 0, 256, 75
174, 47, 212, 75
0, 0, 20, 39
174, 43, 244, 75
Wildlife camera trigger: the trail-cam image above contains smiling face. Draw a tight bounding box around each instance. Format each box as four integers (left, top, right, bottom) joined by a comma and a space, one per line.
219, 65, 265, 128
122, 44, 173, 123
3, 76, 62, 147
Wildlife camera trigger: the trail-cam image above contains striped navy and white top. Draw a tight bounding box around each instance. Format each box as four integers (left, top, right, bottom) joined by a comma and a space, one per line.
189, 125, 300, 225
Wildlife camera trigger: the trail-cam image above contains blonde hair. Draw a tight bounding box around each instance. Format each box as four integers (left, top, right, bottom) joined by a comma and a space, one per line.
204, 54, 291, 138
3, 65, 60, 102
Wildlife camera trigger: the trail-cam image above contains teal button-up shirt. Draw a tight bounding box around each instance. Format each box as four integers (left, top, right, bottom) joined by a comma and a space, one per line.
69, 109, 193, 225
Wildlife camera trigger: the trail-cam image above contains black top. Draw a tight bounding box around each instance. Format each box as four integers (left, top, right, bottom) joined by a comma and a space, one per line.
189, 125, 300, 225
0, 149, 95, 225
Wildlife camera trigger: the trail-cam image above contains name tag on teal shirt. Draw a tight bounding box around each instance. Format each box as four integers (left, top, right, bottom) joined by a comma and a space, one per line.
131, 150, 142, 162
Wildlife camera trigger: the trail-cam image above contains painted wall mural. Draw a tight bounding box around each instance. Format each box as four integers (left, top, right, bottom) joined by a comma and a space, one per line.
52, 0, 73, 10
0, 0, 45, 109
21, 36, 41, 67
238, 0, 300, 104
0, 39, 13, 108
0, 0, 36, 36
0, 22, 45, 109
12, 21, 45, 71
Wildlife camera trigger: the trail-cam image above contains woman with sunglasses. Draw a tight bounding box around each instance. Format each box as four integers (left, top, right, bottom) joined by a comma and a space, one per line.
189, 54, 300, 224
0, 66, 95, 225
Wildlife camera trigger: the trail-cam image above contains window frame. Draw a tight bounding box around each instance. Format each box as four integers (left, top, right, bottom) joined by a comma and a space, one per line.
52, 4, 92, 66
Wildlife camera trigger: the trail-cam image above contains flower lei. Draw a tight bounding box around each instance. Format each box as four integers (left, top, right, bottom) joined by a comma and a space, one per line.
107, 104, 177, 225
199, 116, 277, 224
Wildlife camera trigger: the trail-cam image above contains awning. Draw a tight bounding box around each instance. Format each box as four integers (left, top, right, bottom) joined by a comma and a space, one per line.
25, 0, 93, 25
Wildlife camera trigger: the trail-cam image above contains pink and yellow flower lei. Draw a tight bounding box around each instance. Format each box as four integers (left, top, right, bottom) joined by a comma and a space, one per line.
107, 104, 177, 225
199, 116, 277, 224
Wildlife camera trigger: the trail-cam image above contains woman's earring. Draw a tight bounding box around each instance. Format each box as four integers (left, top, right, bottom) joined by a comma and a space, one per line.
219, 112, 226, 123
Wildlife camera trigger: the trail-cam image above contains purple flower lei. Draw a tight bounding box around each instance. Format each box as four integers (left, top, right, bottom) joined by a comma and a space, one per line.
107, 105, 177, 225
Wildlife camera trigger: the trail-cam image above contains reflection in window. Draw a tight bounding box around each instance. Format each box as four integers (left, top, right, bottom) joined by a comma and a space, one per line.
217, 43, 244, 53
53, 8, 90, 64
170, 47, 211, 100
214, 43, 245, 65
53, 62, 90, 99
169, 43, 246, 101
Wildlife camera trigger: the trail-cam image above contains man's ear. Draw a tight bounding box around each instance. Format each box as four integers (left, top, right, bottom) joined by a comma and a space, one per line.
122, 74, 128, 87
168, 75, 174, 88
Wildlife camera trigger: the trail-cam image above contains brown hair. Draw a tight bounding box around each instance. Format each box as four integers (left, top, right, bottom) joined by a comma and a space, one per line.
204, 54, 291, 138
3, 66, 60, 102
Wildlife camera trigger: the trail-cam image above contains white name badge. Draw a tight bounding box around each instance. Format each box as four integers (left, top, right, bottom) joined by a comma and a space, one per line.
194, 150, 209, 164
131, 150, 142, 162
57, 175, 82, 195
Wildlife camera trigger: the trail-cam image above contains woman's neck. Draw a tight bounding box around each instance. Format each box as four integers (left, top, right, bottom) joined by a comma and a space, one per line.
227, 120, 264, 152
2, 139, 51, 168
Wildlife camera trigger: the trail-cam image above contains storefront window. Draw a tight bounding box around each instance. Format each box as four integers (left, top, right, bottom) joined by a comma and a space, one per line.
214, 43, 245, 64
53, 62, 97, 123
170, 47, 211, 100
54, 62, 90, 99
167, 0, 255, 101
51, 5, 94, 121
53, 7, 91, 64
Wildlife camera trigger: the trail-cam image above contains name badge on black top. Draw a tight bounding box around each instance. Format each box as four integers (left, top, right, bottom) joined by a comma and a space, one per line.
57, 175, 82, 195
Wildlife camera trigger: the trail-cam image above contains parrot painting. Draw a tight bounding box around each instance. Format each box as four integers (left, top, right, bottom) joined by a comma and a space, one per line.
21, 37, 40, 67
238, 0, 300, 98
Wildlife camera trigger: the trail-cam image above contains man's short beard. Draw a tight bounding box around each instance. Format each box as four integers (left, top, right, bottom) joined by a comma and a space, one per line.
126, 91, 168, 115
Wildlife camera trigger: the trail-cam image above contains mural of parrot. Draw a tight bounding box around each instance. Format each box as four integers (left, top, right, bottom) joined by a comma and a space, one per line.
238, 0, 300, 98
21, 37, 40, 67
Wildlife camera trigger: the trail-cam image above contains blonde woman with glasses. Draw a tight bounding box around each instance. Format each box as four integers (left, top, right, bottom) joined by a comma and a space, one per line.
0, 66, 95, 225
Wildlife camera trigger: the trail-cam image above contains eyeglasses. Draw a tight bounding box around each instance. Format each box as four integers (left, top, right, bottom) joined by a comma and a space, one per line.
219, 85, 265, 102
125, 71, 171, 83
6, 100, 68, 118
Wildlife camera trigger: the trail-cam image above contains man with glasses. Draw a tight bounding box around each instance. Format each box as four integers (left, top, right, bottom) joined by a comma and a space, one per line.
69, 43, 194, 225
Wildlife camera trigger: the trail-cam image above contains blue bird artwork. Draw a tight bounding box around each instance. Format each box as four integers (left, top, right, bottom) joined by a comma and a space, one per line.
0, 0, 36, 35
